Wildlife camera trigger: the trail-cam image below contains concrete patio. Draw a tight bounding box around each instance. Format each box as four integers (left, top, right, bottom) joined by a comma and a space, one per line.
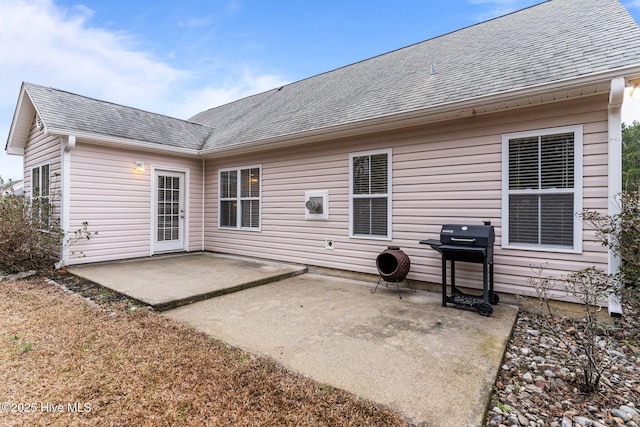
68, 252, 307, 310
68, 253, 519, 426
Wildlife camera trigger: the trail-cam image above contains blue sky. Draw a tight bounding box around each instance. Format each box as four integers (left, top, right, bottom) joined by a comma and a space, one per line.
2, 0, 640, 180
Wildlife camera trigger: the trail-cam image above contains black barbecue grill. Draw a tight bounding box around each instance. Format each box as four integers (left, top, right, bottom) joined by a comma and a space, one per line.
420, 222, 499, 316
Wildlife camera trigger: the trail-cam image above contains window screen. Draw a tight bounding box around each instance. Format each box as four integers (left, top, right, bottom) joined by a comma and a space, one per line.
351, 151, 390, 238
219, 166, 260, 230
507, 132, 575, 248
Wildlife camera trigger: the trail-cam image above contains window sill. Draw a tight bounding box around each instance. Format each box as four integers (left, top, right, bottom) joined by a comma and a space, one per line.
501, 243, 582, 255
218, 226, 261, 232
349, 234, 392, 241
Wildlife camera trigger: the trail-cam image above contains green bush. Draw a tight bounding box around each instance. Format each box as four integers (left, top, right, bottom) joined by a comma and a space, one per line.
0, 177, 61, 273
581, 191, 640, 289
623, 121, 640, 193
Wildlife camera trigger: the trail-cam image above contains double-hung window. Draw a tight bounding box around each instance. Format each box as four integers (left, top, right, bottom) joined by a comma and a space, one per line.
502, 126, 582, 252
31, 164, 51, 230
349, 149, 392, 239
219, 165, 261, 230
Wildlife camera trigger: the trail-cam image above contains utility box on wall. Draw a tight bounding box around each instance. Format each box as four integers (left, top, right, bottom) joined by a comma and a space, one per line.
305, 190, 329, 220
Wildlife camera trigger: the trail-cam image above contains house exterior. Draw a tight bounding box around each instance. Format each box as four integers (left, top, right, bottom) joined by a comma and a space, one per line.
6, 0, 640, 300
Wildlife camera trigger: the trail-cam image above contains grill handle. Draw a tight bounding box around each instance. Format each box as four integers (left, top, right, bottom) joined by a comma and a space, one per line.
450, 237, 477, 244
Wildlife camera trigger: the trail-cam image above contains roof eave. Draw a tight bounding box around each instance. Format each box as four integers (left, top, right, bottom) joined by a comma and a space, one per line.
44, 127, 200, 157
5, 83, 35, 156
200, 65, 640, 158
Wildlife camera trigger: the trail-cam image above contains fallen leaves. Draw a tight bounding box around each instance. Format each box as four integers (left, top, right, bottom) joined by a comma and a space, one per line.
0, 278, 407, 426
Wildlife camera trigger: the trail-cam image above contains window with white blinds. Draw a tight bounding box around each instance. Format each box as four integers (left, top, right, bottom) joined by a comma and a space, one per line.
349, 149, 392, 239
219, 165, 261, 230
502, 126, 583, 252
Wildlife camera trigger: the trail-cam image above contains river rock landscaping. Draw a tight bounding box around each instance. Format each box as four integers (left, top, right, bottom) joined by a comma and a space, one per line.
486, 303, 640, 427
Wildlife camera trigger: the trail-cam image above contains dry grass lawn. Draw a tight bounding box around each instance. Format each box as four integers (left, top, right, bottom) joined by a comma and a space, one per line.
0, 277, 408, 426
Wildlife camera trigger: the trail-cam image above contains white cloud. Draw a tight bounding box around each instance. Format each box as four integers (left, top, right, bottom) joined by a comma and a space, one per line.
0, 0, 288, 180
0, 0, 187, 113
625, 0, 640, 10
228, 0, 242, 12
178, 16, 214, 29
175, 68, 289, 119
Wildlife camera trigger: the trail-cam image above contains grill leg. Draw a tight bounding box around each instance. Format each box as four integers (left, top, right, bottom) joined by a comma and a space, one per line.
482, 258, 489, 304
441, 255, 447, 307
488, 263, 499, 305
450, 259, 457, 295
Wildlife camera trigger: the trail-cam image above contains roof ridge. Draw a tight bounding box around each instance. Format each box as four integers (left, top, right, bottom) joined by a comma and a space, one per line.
194, 0, 551, 117
190, 86, 283, 118
282, 0, 551, 84
23, 81, 211, 130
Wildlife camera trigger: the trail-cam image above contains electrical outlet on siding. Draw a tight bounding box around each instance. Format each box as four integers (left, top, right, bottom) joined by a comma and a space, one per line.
325, 239, 335, 250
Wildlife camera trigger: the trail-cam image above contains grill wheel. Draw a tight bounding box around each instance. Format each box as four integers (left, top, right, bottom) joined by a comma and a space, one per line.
478, 302, 493, 317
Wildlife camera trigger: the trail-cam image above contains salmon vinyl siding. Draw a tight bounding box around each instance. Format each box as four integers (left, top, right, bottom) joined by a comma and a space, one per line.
67, 143, 203, 265
23, 115, 62, 220
205, 95, 610, 299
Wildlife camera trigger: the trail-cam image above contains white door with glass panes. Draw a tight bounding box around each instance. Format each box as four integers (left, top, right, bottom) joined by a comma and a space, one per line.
153, 170, 186, 253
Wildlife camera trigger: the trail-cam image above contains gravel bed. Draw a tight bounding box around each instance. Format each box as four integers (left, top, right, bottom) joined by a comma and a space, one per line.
486, 303, 640, 427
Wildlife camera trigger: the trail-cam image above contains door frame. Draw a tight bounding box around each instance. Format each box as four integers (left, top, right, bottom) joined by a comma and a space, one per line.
151, 166, 190, 255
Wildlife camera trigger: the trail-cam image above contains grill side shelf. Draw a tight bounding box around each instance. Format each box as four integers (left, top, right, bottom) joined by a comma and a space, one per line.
419, 239, 442, 252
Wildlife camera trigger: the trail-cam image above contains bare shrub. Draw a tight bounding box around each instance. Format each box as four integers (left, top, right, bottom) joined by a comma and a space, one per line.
0, 177, 97, 273
526, 263, 562, 315
564, 267, 616, 392
526, 265, 616, 393
0, 177, 60, 273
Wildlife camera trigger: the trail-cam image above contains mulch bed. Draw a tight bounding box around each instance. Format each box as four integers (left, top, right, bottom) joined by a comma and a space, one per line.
0, 274, 409, 426
49, 270, 143, 307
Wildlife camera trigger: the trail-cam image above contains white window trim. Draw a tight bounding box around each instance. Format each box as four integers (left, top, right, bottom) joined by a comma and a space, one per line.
31, 162, 51, 198
218, 164, 262, 232
501, 125, 583, 253
149, 165, 190, 256
349, 148, 392, 240
31, 162, 51, 231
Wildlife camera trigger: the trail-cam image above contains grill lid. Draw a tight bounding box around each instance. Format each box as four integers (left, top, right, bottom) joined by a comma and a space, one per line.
440, 223, 495, 247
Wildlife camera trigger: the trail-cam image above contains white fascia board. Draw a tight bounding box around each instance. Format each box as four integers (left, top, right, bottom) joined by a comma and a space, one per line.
44, 128, 199, 157
6, 146, 25, 156
5, 84, 35, 155
200, 65, 640, 158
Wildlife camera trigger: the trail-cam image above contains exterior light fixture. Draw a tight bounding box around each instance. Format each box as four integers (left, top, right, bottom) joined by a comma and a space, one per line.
134, 161, 145, 173
629, 79, 640, 99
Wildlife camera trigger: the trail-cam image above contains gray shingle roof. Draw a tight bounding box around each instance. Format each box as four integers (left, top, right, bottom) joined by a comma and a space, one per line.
190, 0, 640, 151
18, 0, 640, 154
24, 83, 211, 151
